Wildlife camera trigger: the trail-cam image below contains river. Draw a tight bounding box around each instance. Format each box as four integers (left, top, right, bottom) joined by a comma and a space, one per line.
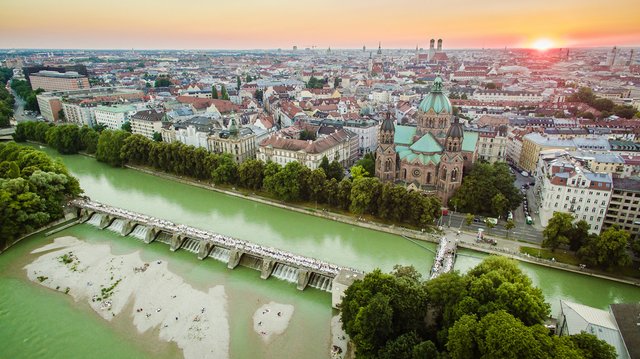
1, 144, 640, 358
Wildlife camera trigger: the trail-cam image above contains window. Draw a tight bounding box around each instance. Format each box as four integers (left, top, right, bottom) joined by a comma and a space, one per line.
595, 225, 599, 230
600, 209, 604, 214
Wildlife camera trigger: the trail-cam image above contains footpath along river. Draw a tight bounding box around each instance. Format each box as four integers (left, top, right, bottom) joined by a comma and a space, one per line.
1, 144, 640, 358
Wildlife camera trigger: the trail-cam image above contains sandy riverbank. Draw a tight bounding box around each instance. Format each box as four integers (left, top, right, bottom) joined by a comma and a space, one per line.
25, 236, 230, 359
252, 301, 294, 343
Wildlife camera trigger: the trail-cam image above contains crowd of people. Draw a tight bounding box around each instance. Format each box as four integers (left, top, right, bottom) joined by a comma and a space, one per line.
429, 236, 456, 280
75, 199, 350, 276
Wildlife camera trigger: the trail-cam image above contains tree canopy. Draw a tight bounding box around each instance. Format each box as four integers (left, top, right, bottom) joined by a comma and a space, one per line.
0, 142, 82, 249
341, 256, 614, 358
450, 162, 522, 216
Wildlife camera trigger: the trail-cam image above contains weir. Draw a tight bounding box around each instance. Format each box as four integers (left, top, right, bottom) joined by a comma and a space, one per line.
69, 198, 359, 291
430, 236, 457, 280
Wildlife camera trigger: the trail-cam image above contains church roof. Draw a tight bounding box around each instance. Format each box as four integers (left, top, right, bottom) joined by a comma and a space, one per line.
394, 125, 417, 145
397, 145, 441, 165
447, 117, 464, 139
418, 76, 452, 114
462, 131, 478, 152
410, 133, 443, 153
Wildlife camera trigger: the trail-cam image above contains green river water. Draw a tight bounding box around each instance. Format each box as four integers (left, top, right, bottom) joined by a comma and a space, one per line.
1, 144, 640, 358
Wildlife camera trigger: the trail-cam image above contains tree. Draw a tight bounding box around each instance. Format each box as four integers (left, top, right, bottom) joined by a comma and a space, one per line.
333, 77, 341, 88
154, 76, 171, 88
238, 159, 264, 190
355, 153, 375, 177
245, 74, 253, 83
465, 213, 474, 226
349, 165, 369, 180
79, 126, 99, 154
254, 89, 264, 102
542, 212, 574, 252
45, 124, 81, 154
613, 105, 636, 119
578, 226, 631, 270
57, 109, 65, 121
568, 87, 596, 104
485, 82, 497, 89
220, 85, 229, 100
211, 85, 219, 99
152, 132, 162, 142
568, 220, 590, 251
337, 178, 352, 210
264, 161, 305, 201
96, 130, 131, 167
236, 76, 241, 91
211, 154, 238, 185
450, 162, 521, 216
568, 332, 617, 359
306, 76, 325, 89
299, 129, 316, 141
0, 143, 81, 250
326, 160, 345, 181
121, 121, 132, 133
491, 192, 508, 217
307, 168, 327, 203
350, 177, 382, 215
504, 219, 515, 239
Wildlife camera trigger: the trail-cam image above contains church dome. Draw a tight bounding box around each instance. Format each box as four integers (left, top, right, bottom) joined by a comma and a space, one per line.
446, 116, 464, 139
418, 76, 452, 114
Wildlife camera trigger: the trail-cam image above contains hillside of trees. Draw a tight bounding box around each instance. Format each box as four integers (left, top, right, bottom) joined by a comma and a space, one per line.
341, 256, 617, 359
0, 142, 82, 250
567, 87, 638, 119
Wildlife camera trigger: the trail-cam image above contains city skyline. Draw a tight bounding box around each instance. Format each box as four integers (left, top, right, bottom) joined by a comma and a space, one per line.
1, 0, 640, 50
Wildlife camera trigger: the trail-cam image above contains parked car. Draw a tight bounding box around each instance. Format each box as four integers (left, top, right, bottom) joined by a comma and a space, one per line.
521, 171, 529, 177
485, 217, 498, 225
526, 216, 533, 225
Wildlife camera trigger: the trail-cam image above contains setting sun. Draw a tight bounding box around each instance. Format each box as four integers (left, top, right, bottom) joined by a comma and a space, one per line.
531, 38, 555, 51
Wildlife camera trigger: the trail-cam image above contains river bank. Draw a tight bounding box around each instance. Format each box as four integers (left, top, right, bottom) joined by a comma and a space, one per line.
123, 163, 640, 286
26, 236, 232, 359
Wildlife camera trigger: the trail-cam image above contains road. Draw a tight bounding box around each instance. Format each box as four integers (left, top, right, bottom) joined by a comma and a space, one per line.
10, 86, 37, 123
440, 168, 545, 244
441, 212, 543, 244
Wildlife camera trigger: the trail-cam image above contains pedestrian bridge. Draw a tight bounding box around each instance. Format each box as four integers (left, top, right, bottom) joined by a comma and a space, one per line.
69, 198, 360, 293
429, 236, 457, 280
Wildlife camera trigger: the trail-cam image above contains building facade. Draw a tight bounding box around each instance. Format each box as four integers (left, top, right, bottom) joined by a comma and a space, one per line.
535, 151, 612, 234
94, 105, 137, 130
603, 177, 640, 241
130, 110, 164, 139
257, 129, 354, 169
29, 70, 90, 92
375, 77, 478, 203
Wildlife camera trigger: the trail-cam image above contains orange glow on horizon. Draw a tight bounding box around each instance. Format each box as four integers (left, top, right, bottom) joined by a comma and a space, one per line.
531, 38, 555, 51
0, 0, 639, 49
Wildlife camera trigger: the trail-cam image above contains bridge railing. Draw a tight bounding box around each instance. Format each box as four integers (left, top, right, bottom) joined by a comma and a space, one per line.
71, 199, 361, 277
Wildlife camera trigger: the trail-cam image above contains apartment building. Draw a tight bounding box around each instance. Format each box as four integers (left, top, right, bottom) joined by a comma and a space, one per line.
257, 128, 354, 169
130, 110, 164, 139
603, 177, 640, 241
29, 70, 90, 92
94, 105, 137, 130
535, 150, 612, 234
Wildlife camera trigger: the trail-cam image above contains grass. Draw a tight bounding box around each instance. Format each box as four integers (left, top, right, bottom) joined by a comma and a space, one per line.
520, 246, 581, 266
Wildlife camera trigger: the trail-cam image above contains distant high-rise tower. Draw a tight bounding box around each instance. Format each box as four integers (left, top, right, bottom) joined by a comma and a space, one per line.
437, 39, 442, 52
428, 39, 435, 61
607, 46, 618, 67
377, 42, 382, 55
363, 45, 366, 52
628, 49, 636, 66
293, 45, 297, 51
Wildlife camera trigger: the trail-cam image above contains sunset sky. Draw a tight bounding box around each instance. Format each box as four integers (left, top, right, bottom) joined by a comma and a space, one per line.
1, 0, 639, 50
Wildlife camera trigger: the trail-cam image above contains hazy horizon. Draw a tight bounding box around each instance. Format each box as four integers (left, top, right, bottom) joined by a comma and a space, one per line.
2, 0, 639, 50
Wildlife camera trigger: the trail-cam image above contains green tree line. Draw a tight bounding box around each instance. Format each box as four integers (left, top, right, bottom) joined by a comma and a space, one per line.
341, 256, 617, 359
11, 79, 43, 113
542, 211, 638, 270
0, 142, 82, 250
0, 67, 15, 127
14, 121, 100, 155
568, 87, 637, 119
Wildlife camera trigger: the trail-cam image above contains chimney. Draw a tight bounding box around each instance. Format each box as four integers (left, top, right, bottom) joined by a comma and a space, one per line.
437, 39, 442, 51
429, 39, 435, 50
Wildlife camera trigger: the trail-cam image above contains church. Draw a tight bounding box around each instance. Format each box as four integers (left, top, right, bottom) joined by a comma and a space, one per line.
375, 77, 478, 204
